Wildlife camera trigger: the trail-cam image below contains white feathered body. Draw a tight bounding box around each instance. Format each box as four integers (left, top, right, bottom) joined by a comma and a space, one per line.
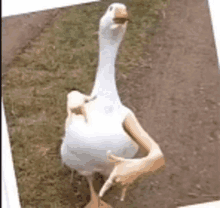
61, 2, 139, 177
61, 96, 139, 176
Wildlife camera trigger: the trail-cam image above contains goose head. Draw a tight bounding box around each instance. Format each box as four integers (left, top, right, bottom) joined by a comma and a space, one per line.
91, 3, 129, 101
99, 3, 129, 47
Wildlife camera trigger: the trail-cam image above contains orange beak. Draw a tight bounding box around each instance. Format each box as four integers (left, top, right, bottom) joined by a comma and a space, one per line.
113, 8, 130, 24
115, 7, 128, 19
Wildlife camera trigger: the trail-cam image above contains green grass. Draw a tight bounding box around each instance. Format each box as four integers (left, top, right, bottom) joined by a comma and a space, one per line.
3, 0, 168, 207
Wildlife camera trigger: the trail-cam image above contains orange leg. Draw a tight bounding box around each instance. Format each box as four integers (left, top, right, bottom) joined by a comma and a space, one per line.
85, 175, 112, 208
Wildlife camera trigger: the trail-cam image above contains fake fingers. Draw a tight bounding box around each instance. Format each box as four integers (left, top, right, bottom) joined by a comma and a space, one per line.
99, 151, 124, 197
99, 151, 141, 198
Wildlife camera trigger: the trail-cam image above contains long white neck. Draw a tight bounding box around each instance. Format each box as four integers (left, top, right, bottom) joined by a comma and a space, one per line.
91, 36, 122, 105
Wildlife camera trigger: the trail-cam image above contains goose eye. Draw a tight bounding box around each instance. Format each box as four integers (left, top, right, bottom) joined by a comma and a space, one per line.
109, 6, 113, 11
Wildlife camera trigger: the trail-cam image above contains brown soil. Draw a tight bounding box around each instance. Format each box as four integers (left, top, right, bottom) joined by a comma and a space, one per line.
2, 0, 220, 207
115, 0, 220, 207
2, 8, 69, 75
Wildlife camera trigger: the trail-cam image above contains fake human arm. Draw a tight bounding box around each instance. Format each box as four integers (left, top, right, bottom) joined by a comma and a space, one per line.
123, 111, 165, 169
99, 111, 165, 199
65, 91, 97, 129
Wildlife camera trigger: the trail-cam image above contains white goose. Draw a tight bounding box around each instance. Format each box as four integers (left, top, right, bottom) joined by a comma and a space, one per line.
61, 3, 165, 208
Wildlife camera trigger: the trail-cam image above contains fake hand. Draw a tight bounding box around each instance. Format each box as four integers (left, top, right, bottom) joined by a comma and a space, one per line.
99, 151, 148, 200
99, 149, 165, 200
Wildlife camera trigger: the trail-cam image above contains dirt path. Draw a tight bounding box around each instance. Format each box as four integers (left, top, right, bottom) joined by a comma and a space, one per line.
2, 8, 68, 75
114, 0, 220, 207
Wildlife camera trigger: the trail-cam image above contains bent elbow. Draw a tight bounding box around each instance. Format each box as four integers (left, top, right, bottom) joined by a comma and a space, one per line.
153, 146, 166, 171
